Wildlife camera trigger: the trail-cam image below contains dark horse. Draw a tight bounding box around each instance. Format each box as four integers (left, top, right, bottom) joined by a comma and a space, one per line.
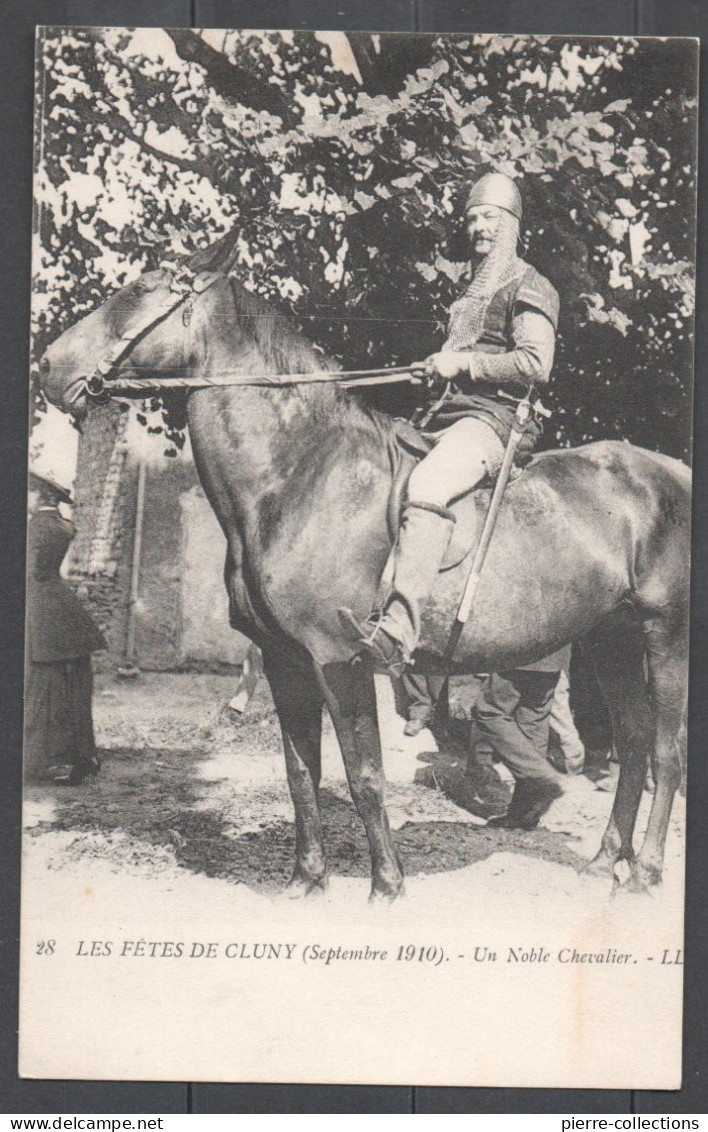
40, 268, 690, 900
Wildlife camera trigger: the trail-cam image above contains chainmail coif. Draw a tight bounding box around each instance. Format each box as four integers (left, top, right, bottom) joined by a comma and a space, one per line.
444, 210, 526, 351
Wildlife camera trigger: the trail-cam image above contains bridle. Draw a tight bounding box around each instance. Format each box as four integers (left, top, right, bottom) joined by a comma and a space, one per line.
64, 265, 216, 406
59, 265, 428, 404
55, 265, 553, 422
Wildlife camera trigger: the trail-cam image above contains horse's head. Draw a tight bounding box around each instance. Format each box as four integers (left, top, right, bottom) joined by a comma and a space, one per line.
40, 263, 334, 422
39, 268, 202, 417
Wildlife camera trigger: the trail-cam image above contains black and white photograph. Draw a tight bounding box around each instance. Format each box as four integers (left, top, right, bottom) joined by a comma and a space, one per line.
20, 26, 697, 1086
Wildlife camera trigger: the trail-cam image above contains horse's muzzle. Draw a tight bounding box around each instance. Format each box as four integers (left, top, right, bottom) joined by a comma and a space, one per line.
65, 390, 88, 421
57, 376, 89, 419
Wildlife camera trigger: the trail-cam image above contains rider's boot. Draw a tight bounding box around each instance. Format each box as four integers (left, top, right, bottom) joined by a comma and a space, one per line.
339, 500, 456, 677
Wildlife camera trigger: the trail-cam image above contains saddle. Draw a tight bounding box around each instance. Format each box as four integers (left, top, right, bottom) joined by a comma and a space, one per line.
387, 420, 527, 574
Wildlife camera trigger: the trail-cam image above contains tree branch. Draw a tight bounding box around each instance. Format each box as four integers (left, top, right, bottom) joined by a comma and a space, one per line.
165, 30, 297, 124
126, 127, 203, 176
91, 99, 215, 179
345, 34, 434, 97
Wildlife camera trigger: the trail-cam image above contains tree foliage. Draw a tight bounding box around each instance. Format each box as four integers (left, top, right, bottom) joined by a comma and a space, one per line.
33, 29, 697, 457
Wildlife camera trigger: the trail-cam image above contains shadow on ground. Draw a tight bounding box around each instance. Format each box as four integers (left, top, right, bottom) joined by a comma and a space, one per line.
27, 745, 588, 894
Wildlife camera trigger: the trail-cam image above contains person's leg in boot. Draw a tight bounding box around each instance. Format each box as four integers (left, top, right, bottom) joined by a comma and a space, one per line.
339, 500, 456, 674
463, 675, 508, 813
339, 419, 502, 674
511, 669, 565, 826
402, 673, 447, 736
550, 669, 585, 774
403, 672, 435, 736
475, 669, 563, 828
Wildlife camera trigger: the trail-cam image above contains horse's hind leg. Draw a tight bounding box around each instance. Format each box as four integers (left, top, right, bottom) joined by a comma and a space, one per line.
262, 645, 326, 896
632, 612, 687, 890
318, 660, 404, 901
586, 617, 654, 877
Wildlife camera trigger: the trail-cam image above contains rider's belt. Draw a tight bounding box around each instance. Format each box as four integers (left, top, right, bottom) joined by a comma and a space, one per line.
425, 392, 542, 458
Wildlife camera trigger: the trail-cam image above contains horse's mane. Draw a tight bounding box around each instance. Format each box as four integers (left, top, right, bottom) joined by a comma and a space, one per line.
226, 277, 395, 440
227, 277, 329, 376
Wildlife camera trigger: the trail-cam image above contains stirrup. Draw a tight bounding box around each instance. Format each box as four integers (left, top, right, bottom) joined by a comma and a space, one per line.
338, 608, 410, 678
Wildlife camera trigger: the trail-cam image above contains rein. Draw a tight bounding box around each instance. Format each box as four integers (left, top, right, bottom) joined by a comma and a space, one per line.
92, 367, 424, 398
64, 267, 425, 405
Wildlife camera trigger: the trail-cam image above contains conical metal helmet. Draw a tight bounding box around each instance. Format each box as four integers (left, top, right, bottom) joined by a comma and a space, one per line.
466, 173, 522, 222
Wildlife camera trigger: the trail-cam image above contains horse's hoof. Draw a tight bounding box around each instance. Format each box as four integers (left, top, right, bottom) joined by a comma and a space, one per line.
284, 875, 327, 900
626, 863, 662, 893
612, 878, 654, 900
612, 860, 660, 898
583, 849, 619, 878
368, 889, 403, 905
368, 880, 405, 904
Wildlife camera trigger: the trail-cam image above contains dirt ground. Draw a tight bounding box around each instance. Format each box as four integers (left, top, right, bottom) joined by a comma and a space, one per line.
20, 670, 687, 1091
22, 670, 686, 910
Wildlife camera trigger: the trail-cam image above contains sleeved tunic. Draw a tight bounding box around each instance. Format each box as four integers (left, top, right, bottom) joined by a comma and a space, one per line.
428, 263, 560, 452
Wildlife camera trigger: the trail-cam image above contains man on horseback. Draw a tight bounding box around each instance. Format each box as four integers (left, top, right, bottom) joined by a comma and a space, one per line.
38, 166, 691, 898
341, 171, 559, 675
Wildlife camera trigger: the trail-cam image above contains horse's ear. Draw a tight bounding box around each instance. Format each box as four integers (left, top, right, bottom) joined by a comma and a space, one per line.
188, 227, 240, 273
137, 272, 165, 293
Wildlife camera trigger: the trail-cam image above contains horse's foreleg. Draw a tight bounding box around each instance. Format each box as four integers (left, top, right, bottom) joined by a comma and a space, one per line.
318, 660, 404, 901
586, 620, 653, 878
261, 646, 326, 896
632, 615, 687, 890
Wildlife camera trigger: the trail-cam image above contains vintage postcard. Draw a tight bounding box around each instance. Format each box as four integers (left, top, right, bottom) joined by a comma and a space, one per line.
20, 28, 697, 1086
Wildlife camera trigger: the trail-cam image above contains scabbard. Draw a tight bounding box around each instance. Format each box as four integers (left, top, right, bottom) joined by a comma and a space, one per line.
455, 423, 524, 626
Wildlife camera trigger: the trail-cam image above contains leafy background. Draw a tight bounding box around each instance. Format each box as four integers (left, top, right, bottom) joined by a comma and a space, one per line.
32, 28, 697, 458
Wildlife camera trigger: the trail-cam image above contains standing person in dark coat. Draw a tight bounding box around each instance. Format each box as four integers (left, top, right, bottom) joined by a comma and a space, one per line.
25, 471, 105, 785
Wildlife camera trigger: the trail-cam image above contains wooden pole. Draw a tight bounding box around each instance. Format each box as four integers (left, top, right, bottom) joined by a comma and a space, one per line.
122, 459, 147, 674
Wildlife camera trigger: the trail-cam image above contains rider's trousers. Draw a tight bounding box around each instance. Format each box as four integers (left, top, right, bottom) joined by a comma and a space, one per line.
411, 416, 506, 506
375, 416, 506, 660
